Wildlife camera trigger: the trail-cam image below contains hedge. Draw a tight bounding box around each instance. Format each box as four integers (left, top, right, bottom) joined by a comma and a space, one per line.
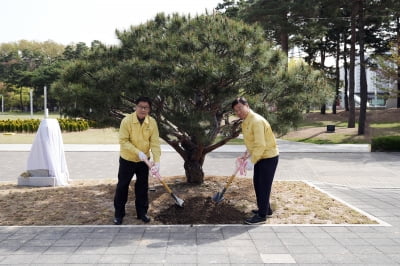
0, 118, 89, 133
371, 135, 400, 152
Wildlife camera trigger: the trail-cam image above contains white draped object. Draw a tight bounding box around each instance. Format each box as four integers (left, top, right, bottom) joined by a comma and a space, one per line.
25, 118, 69, 186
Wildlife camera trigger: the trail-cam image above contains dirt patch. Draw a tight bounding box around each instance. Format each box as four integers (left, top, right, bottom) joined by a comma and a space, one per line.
0, 177, 377, 225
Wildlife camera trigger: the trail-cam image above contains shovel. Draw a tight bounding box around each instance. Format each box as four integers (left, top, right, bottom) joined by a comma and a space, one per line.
212, 167, 240, 203
212, 156, 248, 203
144, 159, 184, 208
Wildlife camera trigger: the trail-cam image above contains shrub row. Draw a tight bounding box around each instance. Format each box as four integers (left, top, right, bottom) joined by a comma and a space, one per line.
57, 119, 90, 132
0, 119, 89, 133
371, 135, 400, 152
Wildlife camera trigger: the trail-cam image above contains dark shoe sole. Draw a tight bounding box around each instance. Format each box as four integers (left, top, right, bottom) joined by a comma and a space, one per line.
244, 214, 267, 225
244, 219, 266, 225
137, 215, 151, 223
113, 218, 123, 225
252, 209, 273, 216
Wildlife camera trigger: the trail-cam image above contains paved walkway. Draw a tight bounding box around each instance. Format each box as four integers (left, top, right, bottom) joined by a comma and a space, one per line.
1, 140, 400, 265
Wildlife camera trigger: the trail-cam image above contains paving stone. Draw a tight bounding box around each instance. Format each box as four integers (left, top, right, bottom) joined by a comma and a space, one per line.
31, 254, 70, 264
291, 253, 330, 264
1, 146, 400, 265
165, 254, 196, 263
260, 253, 296, 264
66, 254, 102, 264
197, 254, 230, 264
97, 254, 133, 264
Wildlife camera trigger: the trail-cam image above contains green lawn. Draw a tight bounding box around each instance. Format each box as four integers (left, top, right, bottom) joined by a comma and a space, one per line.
0, 112, 59, 120
282, 121, 400, 144
1, 112, 399, 145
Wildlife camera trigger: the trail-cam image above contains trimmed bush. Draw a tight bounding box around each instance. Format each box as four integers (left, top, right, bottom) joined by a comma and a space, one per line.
0, 119, 40, 133
371, 136, 400, 152
0, 118, 89, 133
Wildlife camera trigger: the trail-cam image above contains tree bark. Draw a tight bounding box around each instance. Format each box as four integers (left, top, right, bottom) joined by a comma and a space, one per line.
320, 41, 326, 115
184, 159, 205, 184
348, 0, 358, 128
343, 32, 349, 111
19, 87, 24, 112
320, 105, 326, 114
280, 31, 289, 58
358, 0, 367, 135
397, 16, 400, 108
180, 139, 206, 184
333, 36, 340, 114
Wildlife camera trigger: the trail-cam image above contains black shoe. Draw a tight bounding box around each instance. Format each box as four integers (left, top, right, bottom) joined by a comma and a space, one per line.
244, 214, 266, 225
252, 209, 273, 216
113, 217, 123, 225
137, 214, 151, 223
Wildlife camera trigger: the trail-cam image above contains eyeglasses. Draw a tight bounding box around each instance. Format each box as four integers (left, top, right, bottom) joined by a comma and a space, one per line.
233, 105, 247, 114
137, 105, 150, 111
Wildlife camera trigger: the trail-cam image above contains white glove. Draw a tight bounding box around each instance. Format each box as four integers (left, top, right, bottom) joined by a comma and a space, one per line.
242, 150, 250, 159
151, 162, 160, 173
138, 151, 147, 161
245, 158, 253, 170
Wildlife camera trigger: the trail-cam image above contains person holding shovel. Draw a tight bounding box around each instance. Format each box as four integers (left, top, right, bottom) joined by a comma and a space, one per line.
232, 97, 279, 225
113, 96, 161, 225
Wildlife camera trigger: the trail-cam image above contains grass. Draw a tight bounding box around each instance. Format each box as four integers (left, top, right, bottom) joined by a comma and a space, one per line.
1, 110, 399, 145
0, 113, 244, 145
1, 128, 120, 144
298, 121, 348, 128
281, 109, 400, 144
0, 112, 59, 120
371, 122, 400, 128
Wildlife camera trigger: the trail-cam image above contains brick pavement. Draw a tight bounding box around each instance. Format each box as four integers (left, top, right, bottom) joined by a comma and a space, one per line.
1, 142, 400, 265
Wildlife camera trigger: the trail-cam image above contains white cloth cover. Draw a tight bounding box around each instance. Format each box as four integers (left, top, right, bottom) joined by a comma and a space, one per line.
26, 118, 69, 186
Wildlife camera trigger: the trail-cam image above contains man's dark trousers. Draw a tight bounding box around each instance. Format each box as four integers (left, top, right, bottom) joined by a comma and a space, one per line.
253, 156, 279, 217
114, 157, 149, 219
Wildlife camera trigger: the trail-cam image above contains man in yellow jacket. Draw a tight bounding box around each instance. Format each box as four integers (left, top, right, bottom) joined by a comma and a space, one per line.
113, 96, 161, 224
232, 97, 279, 224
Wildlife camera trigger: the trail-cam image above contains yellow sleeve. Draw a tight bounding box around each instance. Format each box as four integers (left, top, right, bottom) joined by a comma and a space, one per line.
251, 121, 267, 164
119, 118, 140, 155
150, 120, 161, 162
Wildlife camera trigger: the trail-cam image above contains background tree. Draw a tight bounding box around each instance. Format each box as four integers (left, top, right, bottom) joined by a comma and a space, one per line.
358, 0, 368, 135
0, 40, 64, 112
52, 41, 120, 122
377, 0, 400, 108
372, 42, 400, 104
57, 13, 333, 183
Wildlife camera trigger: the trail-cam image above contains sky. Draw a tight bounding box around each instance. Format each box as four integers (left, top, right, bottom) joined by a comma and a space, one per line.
1, 0, 222, 46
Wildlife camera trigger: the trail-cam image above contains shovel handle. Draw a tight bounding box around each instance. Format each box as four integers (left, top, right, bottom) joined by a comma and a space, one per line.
224, 167, 240, 189
159, 179, 173, 194
143, 158, 174, 193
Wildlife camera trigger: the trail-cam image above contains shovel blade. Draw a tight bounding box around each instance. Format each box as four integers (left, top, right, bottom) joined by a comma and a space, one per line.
212, 191, 225, 203
171, 193, 184, 208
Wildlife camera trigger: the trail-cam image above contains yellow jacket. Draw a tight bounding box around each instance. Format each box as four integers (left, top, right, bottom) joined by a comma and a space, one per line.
119, 112, 161, 163
242, 110, 279, 164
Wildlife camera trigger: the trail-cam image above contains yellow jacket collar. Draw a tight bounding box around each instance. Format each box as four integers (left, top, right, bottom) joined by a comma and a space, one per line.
132, 111, 149, 124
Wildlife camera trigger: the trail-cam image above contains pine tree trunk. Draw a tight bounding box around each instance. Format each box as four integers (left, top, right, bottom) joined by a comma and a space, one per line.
343, 33, 349, 111
320, 105, 326, 114
348, 0, 358, 129
320, 43, 326, 115
397, 16, 400, 108
180, 141, 206, 184
358, 0, 367, 135
280, 31, 289, 58
184, 159, 205, 184
333, 36, 340, 114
